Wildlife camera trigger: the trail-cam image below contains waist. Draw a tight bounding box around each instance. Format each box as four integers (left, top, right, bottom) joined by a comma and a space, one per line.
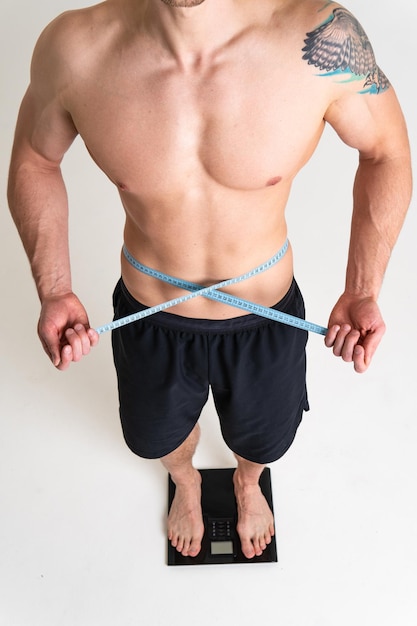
115, 276, 301, 333
120, 239, 294, 320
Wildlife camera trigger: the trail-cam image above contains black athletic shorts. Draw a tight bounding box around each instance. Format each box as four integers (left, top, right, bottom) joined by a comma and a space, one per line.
111, 277, 309, 464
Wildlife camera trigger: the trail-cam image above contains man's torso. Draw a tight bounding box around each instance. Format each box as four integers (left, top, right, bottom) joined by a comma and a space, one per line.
46, 0, 342, 317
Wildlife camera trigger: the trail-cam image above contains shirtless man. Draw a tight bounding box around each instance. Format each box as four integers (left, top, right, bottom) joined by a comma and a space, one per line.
8, 0, 411, 560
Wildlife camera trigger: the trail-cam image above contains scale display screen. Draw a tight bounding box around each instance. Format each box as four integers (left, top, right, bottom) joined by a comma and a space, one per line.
211, 540, 234, 555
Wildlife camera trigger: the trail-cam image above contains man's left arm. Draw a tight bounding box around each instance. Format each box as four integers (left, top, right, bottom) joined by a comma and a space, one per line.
324, 86, 412, 372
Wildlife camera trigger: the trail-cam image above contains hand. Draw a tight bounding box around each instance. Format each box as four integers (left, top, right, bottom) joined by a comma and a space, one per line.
37, 292, 99, 371
325, 293, 386, 373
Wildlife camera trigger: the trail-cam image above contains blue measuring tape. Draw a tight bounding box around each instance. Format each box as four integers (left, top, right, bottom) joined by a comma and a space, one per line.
96, 241, 327, 336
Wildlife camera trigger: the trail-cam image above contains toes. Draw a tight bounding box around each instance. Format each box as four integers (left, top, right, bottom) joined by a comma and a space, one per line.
187, 537, 201, 557
178, 538, 188, 555
259, 538, 267, 552
241, 538, 256, 559
252, 537, 264, 557
169, 531, 186, 554
240, 531, 274, 559
180, 538, 201, 557
170, 534, 182, 552
169, 533, 201, 557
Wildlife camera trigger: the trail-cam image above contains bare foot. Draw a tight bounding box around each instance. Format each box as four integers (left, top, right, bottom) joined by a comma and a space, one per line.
233, 470, 275, 559
168, 469, 205, 557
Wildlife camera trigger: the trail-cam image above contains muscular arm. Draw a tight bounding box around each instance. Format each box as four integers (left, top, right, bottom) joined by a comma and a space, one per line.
324, 87, 411, 372
302, 4, 413, 371
8, 87, 75, 299
8, 19, 98, 369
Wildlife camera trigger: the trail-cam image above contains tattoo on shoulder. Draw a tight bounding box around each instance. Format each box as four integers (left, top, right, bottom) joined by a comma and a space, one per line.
302, 7, 390, 94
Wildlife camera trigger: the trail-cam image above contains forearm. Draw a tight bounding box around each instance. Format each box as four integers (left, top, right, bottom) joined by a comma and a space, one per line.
8, 158, 72, 302
345, 154, 412, 299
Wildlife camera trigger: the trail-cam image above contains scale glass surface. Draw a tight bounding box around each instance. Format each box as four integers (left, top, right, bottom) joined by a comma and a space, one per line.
167, 467, 277, 566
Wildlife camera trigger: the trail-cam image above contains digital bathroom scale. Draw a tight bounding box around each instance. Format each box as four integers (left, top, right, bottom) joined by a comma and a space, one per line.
167, 467, 277, 566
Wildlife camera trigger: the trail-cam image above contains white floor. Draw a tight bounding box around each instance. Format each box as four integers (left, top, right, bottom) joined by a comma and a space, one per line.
1, 2, 416, 625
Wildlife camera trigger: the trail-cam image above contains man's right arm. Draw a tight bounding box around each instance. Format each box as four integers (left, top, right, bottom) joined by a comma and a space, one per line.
7, 18, 98, 369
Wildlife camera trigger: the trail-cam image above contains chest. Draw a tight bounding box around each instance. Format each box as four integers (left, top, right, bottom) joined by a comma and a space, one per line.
68, 44, 329, 193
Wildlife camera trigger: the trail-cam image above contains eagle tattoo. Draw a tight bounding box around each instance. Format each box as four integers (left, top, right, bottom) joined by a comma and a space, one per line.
302, 7, 390, 93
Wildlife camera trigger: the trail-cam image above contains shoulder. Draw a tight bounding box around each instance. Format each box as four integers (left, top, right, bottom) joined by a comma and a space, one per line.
294, 0, 373, 38
298, 1, 390, 95
33, 4, 101, 55
30, 2, 119, 89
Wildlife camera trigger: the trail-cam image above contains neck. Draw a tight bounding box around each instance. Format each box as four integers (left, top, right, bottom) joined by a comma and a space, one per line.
143, 0, 246, 66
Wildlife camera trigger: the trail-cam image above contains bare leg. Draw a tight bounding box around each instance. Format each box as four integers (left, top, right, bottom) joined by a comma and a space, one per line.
233, 454, 275, 559
161, 424, 204, 557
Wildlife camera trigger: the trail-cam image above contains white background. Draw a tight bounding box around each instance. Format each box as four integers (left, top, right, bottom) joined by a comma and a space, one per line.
1, 1, 416, 625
